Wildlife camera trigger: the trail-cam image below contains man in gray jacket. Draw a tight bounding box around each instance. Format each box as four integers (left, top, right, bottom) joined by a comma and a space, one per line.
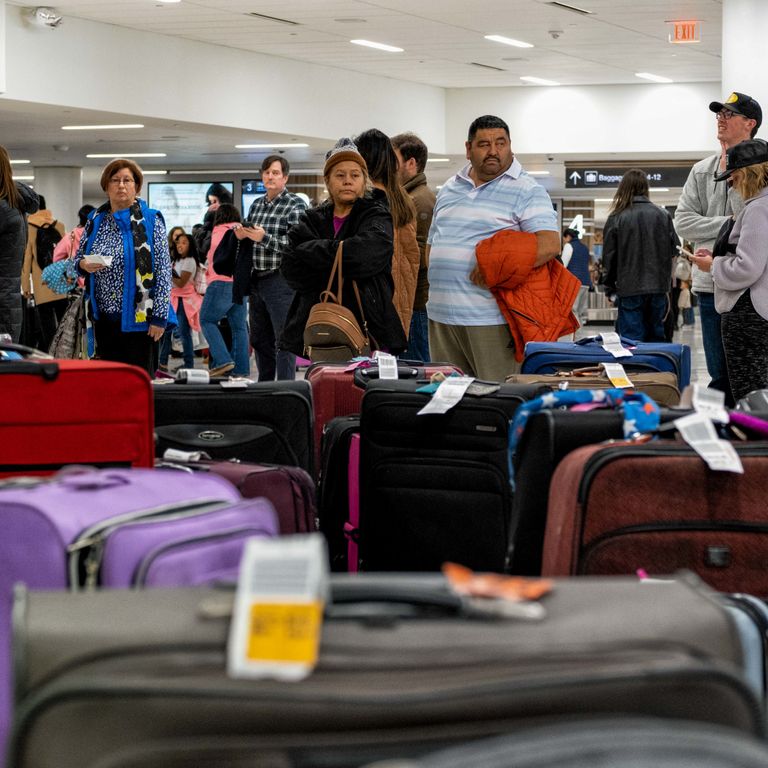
674, 91, 761, 405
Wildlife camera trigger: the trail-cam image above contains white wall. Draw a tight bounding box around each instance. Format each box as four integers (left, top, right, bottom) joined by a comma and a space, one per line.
446, 82, 722, 156
3, 7, 446, 149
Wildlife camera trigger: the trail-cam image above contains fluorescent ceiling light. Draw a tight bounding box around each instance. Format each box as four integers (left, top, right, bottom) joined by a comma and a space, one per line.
62, 124, 144, 131
157, 0, 181, 3
9, 159, 30, 165
594, 198, 615, 202
528, 170, 550, 176
142, 170, 168, 175
650, 187, 670, 192
520, 76, 560, 86
234, 143, 310, 149
485, 35, 534, 49
86, 153, 167, 158
12, 175, 34, 181
350, 39, 403, 53
635, 72, 673, 83
426, 157, 450, 163
170, 169, 261, 174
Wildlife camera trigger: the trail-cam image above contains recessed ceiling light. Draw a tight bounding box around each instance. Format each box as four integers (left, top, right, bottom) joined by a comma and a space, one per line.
547, 1, 593, 14
350, 39, 404, 53
62, 124, 144, 130
157, 0, 181, 4
485, 35, 534, 49
9, 159, 30, 165
86, 153, 167, 158
635, 72, 673, 83
234, 143, 310, 149
426, 158, 450, 163
528, 170, 550, 176
12, 175, 34, 181
520, 76, 560, 86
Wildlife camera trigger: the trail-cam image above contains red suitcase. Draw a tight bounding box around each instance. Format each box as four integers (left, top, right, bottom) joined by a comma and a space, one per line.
307, 360, 462, 476
0, 357, 153, 477
541, 440, 768, 594
158, 455, 317, 535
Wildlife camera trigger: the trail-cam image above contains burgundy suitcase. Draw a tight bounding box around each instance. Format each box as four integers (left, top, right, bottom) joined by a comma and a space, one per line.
0, 357, 153, 477
158, 455, 317, 535
307, 361, 462, 476
542, 440, 768, 594
0, 467, 277, 759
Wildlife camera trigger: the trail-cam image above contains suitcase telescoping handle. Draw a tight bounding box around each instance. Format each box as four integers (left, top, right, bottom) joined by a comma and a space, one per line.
575, 334, 640, 347
0, 360, 59, 380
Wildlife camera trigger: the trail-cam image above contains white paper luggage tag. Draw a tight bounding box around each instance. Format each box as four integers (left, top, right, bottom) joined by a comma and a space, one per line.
598, 332, 632, 358
373, 352, 398, 380
228, 534, 329, 682
600, 362, 633, 388
417, 376, 475, 415
679, 384, 728, 423
673, 412, 743, 473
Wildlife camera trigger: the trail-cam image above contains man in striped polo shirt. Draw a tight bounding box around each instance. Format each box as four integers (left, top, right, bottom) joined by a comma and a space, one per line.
426, 115, 560, 380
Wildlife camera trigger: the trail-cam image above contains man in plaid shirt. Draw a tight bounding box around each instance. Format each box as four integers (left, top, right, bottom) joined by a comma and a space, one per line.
234, 155, 307, 380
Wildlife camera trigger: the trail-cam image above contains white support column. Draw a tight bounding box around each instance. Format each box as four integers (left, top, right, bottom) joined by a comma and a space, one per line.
32, 167, 82, 230
722, 0, 768, 125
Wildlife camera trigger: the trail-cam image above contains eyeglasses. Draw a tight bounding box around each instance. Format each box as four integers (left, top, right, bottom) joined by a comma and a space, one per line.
716, 110, 743, 121
109, 177, 136, 186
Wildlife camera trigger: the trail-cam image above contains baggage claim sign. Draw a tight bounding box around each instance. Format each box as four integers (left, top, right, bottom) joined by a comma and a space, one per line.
564, 163, 694, 189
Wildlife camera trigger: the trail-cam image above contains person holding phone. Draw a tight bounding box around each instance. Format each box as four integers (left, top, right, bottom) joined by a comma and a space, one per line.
690, 139, 768, 402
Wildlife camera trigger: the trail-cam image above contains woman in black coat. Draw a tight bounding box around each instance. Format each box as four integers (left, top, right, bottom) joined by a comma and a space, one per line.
280, 138, 406, 357
0, 145, 39, 342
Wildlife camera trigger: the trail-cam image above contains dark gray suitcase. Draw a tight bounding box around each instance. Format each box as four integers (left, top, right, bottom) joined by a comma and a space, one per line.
8, 574, 763, 768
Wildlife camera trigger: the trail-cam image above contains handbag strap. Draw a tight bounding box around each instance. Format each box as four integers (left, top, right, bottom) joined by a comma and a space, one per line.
322, 242, 369, 337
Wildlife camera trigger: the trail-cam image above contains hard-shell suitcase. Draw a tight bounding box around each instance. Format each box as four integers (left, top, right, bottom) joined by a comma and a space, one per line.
8, 574, 762, 768
307, 361, 461, 476
507, 368, 681, 406
152, 379, 314, 475
0, 467, 276, 760
0, 357, 153, 477
522, 335, 691, 388
317, 415, 360, 571
158, 454, 317, 535
541, 440, 768, 594
358, 380, 544, 572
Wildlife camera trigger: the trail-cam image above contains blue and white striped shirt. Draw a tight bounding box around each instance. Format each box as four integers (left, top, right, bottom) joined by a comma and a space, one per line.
427, 158, 557, 325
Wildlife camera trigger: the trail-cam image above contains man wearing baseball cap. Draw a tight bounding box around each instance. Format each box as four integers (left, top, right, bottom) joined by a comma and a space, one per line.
674, 91, 762, 406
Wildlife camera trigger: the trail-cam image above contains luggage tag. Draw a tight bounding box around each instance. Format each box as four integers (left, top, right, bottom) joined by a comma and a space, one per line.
598, 332, 633, 358
678, 384, 728, 423
162, 448, 211, 463
175, 368, 210, 384
600, 362, 633, 388
673, 412, 744, 473
372, 352, 398, 380
219, 377, 253, 389
228, 534, 329, 682
417, 376, 475, 415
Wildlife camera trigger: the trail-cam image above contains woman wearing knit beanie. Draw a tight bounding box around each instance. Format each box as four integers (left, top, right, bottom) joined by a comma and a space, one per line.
280, 137, 406, 358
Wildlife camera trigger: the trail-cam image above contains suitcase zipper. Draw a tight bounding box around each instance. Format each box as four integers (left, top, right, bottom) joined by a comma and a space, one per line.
526, 349, 682, 379
67, 498, 232, 590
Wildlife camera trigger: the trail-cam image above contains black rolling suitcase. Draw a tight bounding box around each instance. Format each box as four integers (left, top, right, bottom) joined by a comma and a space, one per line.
358, 380, 544, 572
152, 379, 315, 475
8, 574, 763, 768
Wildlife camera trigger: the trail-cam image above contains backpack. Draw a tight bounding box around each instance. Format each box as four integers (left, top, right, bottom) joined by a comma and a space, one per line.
34, 221, 63, 270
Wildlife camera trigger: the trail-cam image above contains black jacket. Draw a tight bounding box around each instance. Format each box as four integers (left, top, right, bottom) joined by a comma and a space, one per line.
0, 184, 39, 341
601, 195, 678, 297
280, 196, 406, 356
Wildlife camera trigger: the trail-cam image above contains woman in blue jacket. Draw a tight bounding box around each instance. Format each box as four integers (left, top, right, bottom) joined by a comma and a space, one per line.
75, 159, 172, 374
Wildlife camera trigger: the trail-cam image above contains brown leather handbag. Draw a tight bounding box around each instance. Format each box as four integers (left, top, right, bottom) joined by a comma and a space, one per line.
303, 242, 371, 362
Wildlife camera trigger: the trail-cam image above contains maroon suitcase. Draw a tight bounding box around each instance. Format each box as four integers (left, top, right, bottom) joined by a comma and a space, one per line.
307, 361, 462, 477
542, 440, 768, 594
158, 456, 317, 535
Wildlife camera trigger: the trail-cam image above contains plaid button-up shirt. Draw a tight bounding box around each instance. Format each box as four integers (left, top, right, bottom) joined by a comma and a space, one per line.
246, 189, 307, 271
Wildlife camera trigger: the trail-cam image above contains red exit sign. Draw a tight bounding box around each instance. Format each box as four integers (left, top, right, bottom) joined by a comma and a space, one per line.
669, 20, 701, 44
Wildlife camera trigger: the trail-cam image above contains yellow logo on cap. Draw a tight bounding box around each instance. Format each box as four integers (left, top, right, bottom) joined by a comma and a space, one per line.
726, 93, 739, 104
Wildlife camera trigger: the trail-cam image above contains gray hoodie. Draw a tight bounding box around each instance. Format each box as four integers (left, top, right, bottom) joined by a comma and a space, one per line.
674, 153, 744, 293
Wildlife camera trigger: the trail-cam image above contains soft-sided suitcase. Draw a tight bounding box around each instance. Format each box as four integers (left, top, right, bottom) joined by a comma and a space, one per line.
522, 335, 691, 388
158, 455, 317, 535
307, 361, 462, 476
8, 574, 763, 768
317, 415, 360, 571
0, 467, 276, 760
378, 718, 768, 768
152, 379, 314, 475
724, 593, 768, 700
0, 357, 153, 476
541, 440, 768, 593
507, 368, 681, 406
358, 380, 544, 572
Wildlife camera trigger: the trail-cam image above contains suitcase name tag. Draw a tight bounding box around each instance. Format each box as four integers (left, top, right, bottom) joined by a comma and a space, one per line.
373, 352, 398, 380
417, 376, 475, 415
600, 362, 633, 389
599, 332, 633, 358
228, 534, 329, 681
674, 413, 744, 474
679, 384, 728, 424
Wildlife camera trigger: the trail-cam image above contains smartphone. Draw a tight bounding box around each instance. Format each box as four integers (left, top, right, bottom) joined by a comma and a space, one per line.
678, 246, 695, 260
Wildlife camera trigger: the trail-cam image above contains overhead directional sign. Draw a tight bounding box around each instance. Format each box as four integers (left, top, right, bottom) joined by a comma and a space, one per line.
564, 163, 694, 189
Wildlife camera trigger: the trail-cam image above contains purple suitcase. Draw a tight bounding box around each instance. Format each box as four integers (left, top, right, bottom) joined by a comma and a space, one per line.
0, 468, 277, 759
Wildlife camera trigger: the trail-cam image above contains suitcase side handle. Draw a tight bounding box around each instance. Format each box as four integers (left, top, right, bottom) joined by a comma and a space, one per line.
0, 361, 59, 380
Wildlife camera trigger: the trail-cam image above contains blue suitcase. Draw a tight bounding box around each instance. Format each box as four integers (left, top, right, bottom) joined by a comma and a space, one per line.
522, 335, 691, 388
